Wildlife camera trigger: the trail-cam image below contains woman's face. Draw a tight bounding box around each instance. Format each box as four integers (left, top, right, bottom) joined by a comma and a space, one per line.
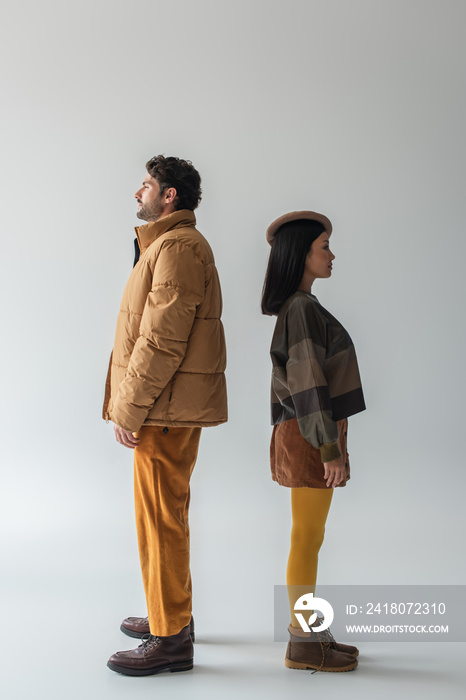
299, 231, 335, 291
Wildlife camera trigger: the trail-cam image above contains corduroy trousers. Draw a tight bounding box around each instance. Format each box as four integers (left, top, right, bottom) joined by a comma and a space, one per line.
133, 425, 202, 636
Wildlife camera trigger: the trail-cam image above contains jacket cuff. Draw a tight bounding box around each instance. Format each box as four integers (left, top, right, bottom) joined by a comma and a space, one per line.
109, 401, 147, 434
319, 441, 341, 463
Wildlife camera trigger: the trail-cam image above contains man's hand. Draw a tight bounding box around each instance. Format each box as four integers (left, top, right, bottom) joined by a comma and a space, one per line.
323, 456, 346, 488
113, 424, 140, 449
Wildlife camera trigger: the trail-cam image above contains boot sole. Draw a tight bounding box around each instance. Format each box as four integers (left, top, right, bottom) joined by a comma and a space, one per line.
107, 659, 194, 676
120, 625, 195, 643
120, 625, 147, 639
285, 657, 358, 672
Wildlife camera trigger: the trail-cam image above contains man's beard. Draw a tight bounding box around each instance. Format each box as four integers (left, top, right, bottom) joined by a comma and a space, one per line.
136, 194, 164, 222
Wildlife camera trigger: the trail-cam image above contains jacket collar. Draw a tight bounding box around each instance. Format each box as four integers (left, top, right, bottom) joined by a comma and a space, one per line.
135, 209, 196, 254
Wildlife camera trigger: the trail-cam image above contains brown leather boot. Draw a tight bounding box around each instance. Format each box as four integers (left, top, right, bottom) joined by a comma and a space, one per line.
107, 622, 193, 676
120, 615, 195, 642
285, 624, 358, 673
314, 616, 359, 657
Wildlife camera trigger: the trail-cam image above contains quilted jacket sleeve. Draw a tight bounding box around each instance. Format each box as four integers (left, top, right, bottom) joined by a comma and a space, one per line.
285, 298, 341, 462
111, 239, 205, 432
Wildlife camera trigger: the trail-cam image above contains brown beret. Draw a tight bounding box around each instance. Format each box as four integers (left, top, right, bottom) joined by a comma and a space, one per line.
266, 210, 333, 245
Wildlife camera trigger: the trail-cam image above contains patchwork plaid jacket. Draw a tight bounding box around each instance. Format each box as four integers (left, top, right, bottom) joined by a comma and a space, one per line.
270, 290, 366, 462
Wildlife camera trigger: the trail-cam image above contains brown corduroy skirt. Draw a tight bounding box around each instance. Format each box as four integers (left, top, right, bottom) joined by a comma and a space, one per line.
270, 418, 350, 488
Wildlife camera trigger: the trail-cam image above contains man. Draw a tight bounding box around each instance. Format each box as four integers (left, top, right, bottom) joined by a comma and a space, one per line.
102, 155, 227, 676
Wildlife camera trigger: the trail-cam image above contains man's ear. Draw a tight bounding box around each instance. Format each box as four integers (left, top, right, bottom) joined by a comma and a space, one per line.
164, 187, 177, 205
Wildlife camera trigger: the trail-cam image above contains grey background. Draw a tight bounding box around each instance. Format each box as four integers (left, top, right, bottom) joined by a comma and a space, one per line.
0, 0, 465, 698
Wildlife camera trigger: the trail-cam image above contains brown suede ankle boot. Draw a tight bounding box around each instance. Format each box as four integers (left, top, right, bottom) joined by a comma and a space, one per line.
120, 614, 195, 642
107, 622, 193, 676
314, 615, 359, 657
285, 624, 358, 673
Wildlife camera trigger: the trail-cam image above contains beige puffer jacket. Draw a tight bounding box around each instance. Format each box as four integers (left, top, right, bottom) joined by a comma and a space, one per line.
102, 209, 227, 432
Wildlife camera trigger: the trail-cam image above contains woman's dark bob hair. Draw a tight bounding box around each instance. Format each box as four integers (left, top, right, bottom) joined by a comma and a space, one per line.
261, 219, 325, 316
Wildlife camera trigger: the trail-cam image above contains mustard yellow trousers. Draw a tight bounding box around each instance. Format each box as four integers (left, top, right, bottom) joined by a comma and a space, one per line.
133, 425, 202, 636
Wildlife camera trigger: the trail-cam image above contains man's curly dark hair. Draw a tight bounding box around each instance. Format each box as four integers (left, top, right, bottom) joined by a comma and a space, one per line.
145, 155, 202, 211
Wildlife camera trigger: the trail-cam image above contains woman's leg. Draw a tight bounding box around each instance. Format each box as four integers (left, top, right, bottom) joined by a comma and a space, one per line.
287, 487, 334, 628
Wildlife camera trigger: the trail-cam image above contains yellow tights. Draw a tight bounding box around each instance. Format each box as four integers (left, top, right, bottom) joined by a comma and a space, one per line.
287, 487, 334, 628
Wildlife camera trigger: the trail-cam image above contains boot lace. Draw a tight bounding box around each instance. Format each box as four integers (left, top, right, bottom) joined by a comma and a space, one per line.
140, 633, 161, 653
315, 617, 338, 648
312, 639, 332, 674
310, 618, 337, 673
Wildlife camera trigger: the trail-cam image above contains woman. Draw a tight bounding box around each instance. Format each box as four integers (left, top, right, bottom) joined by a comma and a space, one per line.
261, 211, 366, 673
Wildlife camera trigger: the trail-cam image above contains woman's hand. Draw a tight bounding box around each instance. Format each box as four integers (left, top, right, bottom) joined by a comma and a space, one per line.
323, 456, 346, 488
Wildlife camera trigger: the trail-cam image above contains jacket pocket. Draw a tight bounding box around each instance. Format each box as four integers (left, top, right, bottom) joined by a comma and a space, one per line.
165, 376, 176, 419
